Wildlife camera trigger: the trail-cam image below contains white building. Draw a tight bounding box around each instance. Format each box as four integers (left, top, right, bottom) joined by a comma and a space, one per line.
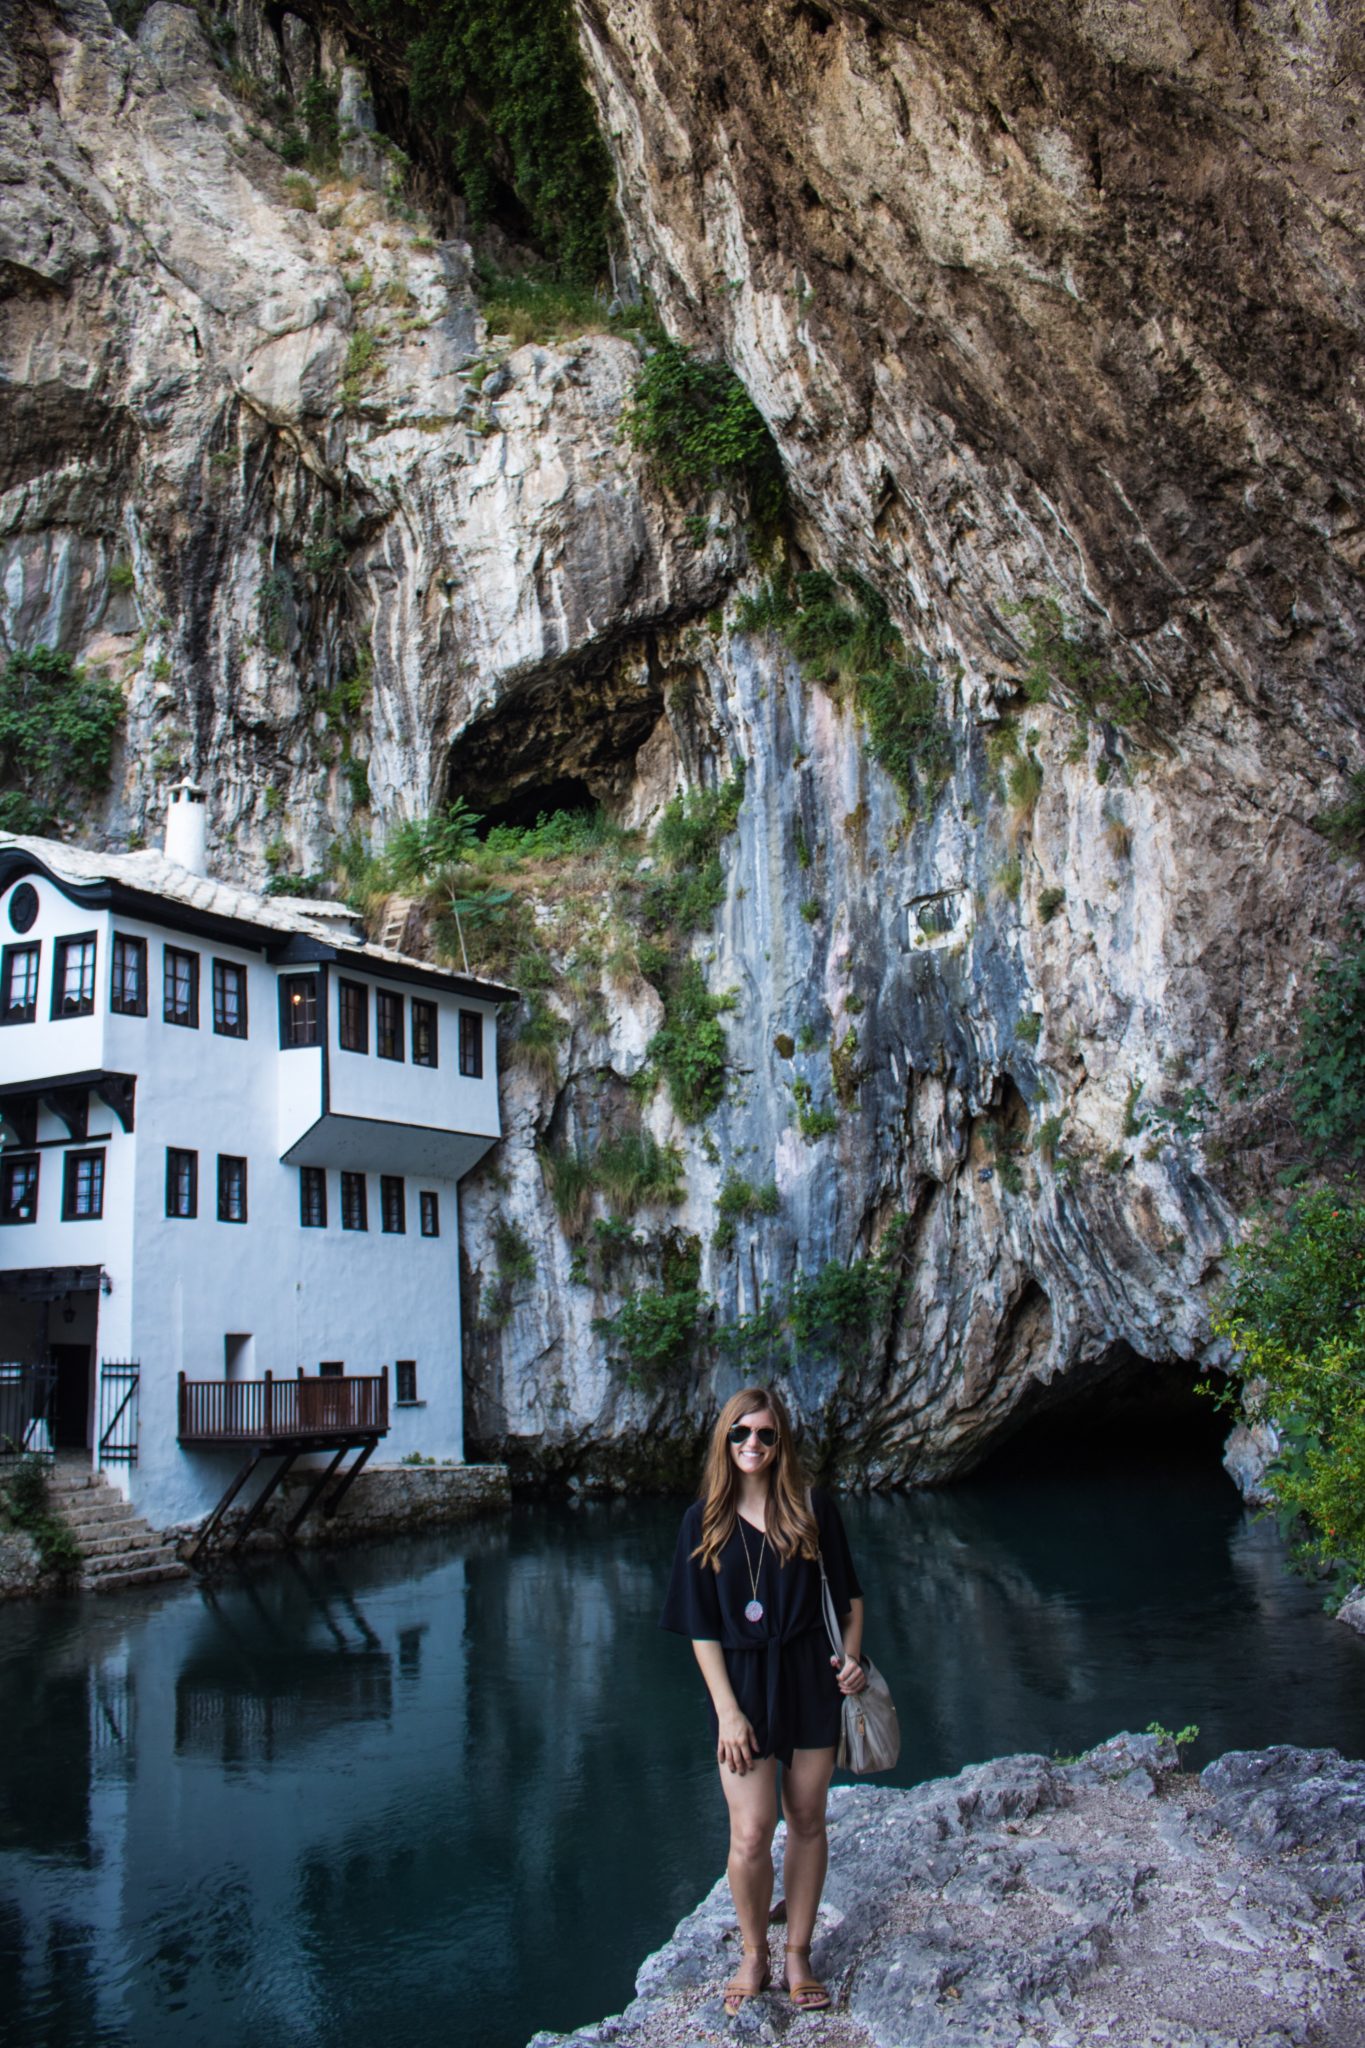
0, 791, 513, 1534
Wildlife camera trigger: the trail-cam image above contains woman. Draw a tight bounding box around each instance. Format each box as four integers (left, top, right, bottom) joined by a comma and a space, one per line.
661, 1385, 867, 2015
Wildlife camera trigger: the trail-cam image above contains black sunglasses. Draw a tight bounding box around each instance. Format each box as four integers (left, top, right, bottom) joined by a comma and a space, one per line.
727, 1424, 778, 1446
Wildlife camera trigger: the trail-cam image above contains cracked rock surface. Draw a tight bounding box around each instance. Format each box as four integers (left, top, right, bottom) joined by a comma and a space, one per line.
528, 1737, 1365, 2048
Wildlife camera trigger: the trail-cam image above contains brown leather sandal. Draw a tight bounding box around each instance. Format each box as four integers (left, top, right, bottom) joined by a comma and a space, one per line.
782, 1947, 831, 2011
723, 1950, 772, 2015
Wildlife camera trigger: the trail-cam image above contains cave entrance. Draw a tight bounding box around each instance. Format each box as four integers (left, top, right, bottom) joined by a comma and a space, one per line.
975, 1345, 1231, 1481
473, 776, 597, 835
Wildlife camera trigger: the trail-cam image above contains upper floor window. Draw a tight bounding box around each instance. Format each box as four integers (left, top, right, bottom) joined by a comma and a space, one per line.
166, 1147, 197, 1220
279, 974, 319, 1048
459, 1009, 484, 1079
7, 883, 38, 934
411, 998, 438, 1067
52, 934, 97, 1019
319, 1360, 344, 1379
339, 979, 369, 1054
340, 1171, 367, 1231
300, 1166, 327, 1228
212, 960, 248, 1038
111, 933, 147, 1016
62, 1149, 105, 1221
164, 946, 199, 1028
419, 1190, 440, 1238
380, 1175, 405, 1234
376, 989, 403, 1062
0, 1155, 39, 1225
217, 1154, 247, 1224
0, 942, 39, 1025
395, 1359, 418, 1404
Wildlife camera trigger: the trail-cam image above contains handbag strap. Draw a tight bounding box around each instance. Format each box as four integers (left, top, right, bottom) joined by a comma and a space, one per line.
809, 1489, 845, 1664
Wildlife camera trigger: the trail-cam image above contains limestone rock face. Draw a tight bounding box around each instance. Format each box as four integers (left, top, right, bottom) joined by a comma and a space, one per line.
3, 1, 1362, 1487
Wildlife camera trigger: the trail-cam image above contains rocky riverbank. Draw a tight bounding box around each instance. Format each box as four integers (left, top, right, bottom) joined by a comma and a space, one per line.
530, 1734, 1365, 2048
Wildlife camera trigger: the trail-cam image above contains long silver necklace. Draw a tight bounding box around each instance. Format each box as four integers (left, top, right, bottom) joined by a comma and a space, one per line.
738, 1517, 768, 1623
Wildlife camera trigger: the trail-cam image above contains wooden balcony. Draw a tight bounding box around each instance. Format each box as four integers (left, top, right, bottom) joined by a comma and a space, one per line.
178, 1370, 388, 1446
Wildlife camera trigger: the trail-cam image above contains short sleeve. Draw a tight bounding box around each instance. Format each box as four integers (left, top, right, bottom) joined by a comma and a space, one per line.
660, 1503, 723, 1638
813, 1489, 862, 1616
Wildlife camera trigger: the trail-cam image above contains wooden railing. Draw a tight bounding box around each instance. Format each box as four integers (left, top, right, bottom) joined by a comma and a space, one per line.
178, 1370, 388, 1443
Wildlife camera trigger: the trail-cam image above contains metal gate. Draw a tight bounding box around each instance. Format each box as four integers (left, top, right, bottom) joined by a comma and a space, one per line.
97, 1360, 140, 1467
0, 1363, 57, 1458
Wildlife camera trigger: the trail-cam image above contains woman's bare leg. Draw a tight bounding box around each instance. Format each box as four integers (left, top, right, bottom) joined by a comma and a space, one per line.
718, 1755, 779, 1990
780, 1746, 837, 1963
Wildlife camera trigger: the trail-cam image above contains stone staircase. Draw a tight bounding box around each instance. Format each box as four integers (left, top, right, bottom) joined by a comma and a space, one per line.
49, 1463, 191, 1593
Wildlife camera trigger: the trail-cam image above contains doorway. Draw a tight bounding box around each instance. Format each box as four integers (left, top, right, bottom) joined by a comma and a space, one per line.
50, 1343, 91, 1450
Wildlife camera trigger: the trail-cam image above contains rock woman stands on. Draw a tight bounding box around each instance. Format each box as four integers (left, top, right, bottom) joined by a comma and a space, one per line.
661, 1385, 868, 2014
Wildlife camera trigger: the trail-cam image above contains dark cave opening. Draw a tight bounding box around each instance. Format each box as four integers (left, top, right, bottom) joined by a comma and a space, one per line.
975, 1346, 1232, 1481
472, 775, 598, 835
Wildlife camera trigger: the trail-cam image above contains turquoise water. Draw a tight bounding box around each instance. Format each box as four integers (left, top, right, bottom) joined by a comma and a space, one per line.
2, 1463, 1364, 2048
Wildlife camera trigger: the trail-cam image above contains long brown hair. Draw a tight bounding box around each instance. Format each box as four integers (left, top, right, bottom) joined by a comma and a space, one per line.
691, 1386, 818, 1571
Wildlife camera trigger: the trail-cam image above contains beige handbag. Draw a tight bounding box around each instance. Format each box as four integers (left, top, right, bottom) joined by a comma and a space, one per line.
818, 1552, 901, 1773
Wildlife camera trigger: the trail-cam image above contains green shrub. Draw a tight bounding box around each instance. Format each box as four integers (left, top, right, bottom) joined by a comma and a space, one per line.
1291, 920, 1365, 1163
829, 1027, 862, 1107
713, 1174, 780, 1251
623, 338, 786, 535
1318, 770, 1365, 859
1015, 1013, 1042, 1045
476, 259, 608, 344
593, 1239, 705, 1388
342, 325, 381, 407
1209, 1185, 1365, 1592
648, 963, 736, 1121
0, 1458, 81, 1575
1007, 593, 1146, 727
281, 171, 317, 211
1006, 750, 1044, 825
540, 1144, 595, 1233
593, 1129, 685, 1212
1038, 885, 1066, 923
0, 646, 124, 833
299, 77, 341, 171
350, 0, 614, 279
107, 556, 136, 594
788, 1224, 905, 1364
792, 1076, 838, 1142
800, 897, 821, 924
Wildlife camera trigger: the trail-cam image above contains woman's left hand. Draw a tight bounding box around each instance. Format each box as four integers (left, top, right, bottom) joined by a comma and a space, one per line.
832, 1653, 867, 1695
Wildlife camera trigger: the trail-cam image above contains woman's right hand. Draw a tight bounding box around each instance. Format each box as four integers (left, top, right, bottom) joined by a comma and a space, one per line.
716, 1707, 758, 1775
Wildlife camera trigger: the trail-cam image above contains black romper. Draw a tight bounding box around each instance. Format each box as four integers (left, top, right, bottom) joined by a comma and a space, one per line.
660, 1489, 863, 1766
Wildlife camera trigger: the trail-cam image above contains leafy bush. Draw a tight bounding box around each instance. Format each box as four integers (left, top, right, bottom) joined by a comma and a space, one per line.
350, 0, 614, 279
788, 1226, 905, 1364
1291, 920, 1365, 1164
476, 259, 609, 344
593, 1129, 684, 1213
1317, 770, 1365, 859
648, 963, 736, 1121
623, 339, 786, 536
1038, 885, 1066, 923
299, 77, 341, 171
0, 646, 124, 833
713, 1174, 780, 1252
1007, 594, 1146, 727
540, 1144, 596, 1234
0, 1458, 82, 1575
594, 1239, 706, 1389
1209, 1186, 1365, 1591
735, 571, 950, 814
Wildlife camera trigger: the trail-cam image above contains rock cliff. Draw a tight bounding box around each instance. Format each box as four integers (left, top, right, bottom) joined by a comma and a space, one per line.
528, 1735, 1365, 2048
2, 0, 1362, 1485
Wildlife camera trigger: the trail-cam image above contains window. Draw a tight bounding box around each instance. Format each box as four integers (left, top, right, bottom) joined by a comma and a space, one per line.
111, 933, 147, 1016
339, 979, 369, 1054
319, 1361, 344, 1378
395, 1360, 418, 1404
7, 882, 38, 934
412, 998, 438, 1067
52, 934, 97, 1019
62, 1150, 105, 1220
217, 1154, 247, 1223
164, 946, 199, 1027
279, 974, 319, 1047
0, 943, 39, 1025
380, 1175, 405, 1234
165, 1148, 197, 1219
458, 1009, 484, 1078
341, 1171, 367, 1231
300, 1166, 327, 1228
212, 959, 248, 1038
376, 989, 403, 1061
419, 1190, 440, 1237
0, 1155, 39, 1225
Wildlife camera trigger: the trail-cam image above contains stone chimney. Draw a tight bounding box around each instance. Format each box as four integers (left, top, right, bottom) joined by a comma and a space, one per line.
164, 780, 208, 875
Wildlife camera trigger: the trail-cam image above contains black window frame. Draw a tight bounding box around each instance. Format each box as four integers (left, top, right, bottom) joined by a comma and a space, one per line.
458, 1008, 484, 1079
419, 1190, 440, 1238
279, 973, 320, 1049
411, 998, 438, 1068
300, 1166, 327, 1228
212, 958, 249, 1039
395, 1359, 418, 1404
62, 1149, 105, 1221
338, 979, 369, 1054
165, 1147, 198, 1220
319, 1360, 344, 1379
110, 933, 147, 1017
0, 941, 40, 1026
164, 945, 200, 1028
376, 988, 404, 1062
340, 1171, 368, 1232
51, 932, 97, 1020
217, 1154, 248, 1224
380, 1175, 406, 1235
0, 1154, 39, 1225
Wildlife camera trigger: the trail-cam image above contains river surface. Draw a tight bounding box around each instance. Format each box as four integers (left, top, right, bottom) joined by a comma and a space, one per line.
2, 1462, 1364, 2048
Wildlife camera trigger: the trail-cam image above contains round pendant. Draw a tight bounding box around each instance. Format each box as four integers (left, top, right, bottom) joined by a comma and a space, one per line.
744, 1599, 764, 1623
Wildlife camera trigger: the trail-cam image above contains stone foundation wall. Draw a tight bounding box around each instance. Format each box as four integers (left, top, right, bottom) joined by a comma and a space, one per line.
193, 1461, 513, 1556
